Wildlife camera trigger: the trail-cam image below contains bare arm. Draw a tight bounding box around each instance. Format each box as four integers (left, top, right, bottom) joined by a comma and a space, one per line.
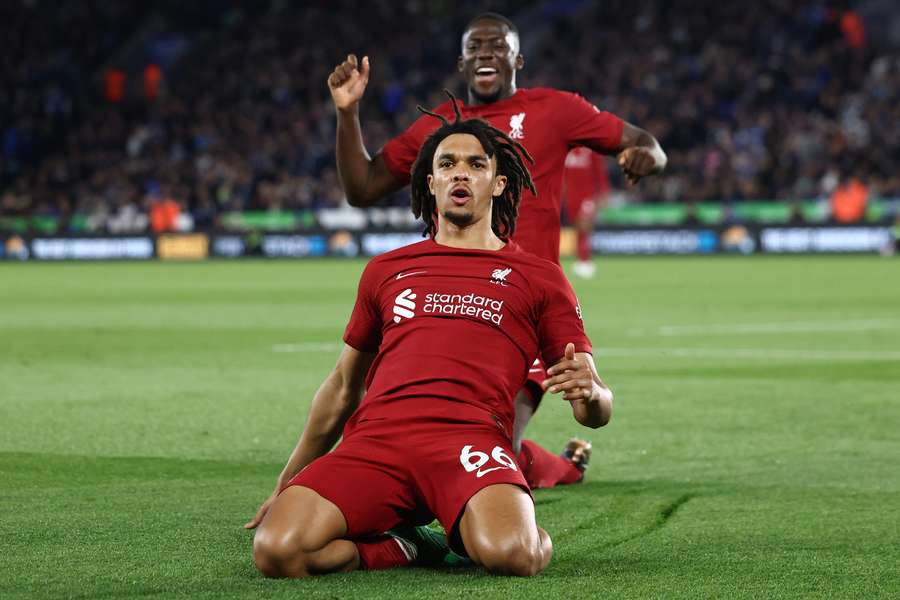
328, 54, 404, 207
244, 344, 375, 528
542, 342, 613, 429
614, 121, 667, 185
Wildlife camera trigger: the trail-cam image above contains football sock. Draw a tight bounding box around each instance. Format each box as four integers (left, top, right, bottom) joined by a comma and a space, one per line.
577, 230, 591, 262
355, 534, 416, 570
518, 439, 584, 489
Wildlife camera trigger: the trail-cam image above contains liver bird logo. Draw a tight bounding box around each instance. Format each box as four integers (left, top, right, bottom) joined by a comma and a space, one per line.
491, 267, 512, 285
509, 113, 525, 139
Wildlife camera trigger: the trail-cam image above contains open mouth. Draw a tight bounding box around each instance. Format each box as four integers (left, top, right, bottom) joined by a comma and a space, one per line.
450, 187, 472, 205
474, 67, 499, 84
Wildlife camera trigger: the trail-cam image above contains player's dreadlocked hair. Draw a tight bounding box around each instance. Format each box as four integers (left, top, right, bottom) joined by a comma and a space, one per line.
409, 90, 535, 239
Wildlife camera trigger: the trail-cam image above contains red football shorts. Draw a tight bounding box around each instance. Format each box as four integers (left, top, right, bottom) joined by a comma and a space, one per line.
523, 358, 548, 407
286, 411, 530, 544
565, 195, 598, 224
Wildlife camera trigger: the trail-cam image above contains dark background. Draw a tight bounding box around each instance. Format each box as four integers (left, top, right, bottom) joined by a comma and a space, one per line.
1, 0, 898, 232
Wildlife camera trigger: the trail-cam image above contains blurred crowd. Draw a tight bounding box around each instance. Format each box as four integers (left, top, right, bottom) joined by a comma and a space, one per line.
1, 0, 897, 231
546, 1, 900, 206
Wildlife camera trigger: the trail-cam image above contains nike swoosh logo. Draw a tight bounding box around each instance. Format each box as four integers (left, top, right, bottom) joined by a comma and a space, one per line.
475, 466, 507, 478
396, 271, 427, 280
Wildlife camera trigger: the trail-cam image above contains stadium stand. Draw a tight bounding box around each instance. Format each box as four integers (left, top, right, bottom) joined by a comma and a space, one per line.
1, 0, 897, 233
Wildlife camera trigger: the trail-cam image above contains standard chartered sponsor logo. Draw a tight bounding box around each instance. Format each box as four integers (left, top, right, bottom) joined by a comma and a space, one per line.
391, 288, 506, 325
423, 291, 505, 325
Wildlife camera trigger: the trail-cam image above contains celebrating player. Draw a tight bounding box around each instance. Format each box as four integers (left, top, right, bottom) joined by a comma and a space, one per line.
327, 12, 664, 488
563, 147, 611, 279
248, 100, 613, 578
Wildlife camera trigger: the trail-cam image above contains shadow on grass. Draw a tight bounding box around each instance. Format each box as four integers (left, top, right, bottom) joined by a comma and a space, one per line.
537, 479, 706, 575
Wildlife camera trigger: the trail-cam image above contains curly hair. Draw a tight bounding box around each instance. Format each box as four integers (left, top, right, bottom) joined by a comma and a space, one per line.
409, 90, 535, 239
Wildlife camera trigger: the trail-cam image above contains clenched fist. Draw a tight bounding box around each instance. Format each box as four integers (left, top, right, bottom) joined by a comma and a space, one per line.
327, 54, 370, 111
617, 147, 660, 185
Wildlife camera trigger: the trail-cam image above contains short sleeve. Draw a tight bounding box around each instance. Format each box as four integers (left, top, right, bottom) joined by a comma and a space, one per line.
381, 128, 419, 185
559, 92, 624, 153
342, 262, 383, 353
382, 103, 453, 184
536, 265, 592, 365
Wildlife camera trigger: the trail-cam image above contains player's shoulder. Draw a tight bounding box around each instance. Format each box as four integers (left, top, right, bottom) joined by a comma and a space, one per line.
365, 239, 431, 269
522, 87, 587, 105
504, 241, 568, 280
414, 99, 456, 122
358, 239, 432, 289
398, 100, 453, 137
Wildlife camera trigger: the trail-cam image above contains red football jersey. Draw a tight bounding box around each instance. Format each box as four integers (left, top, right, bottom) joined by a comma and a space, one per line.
382, 88, 624, 263
342, 238, 591, 433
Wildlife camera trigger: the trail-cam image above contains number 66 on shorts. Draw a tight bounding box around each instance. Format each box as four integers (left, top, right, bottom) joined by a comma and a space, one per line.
460, 444, 519, 478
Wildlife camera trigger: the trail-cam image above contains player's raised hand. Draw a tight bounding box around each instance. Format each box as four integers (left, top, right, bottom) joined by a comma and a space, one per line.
327, 54, 370, 110
617, 147, 658, 185
543, 342, 593, 402
244, 490, 278, 530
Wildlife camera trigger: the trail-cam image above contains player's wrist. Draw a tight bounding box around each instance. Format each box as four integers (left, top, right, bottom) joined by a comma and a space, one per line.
336, 103, 361, 117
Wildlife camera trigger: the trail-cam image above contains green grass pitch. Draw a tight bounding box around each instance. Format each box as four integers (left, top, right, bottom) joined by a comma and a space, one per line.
1, 257, 898, 599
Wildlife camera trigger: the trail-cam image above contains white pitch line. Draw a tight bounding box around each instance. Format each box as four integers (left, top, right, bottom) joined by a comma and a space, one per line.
628, 318, 900, 337
272, 342, 342, 353
593, 347, 900, 361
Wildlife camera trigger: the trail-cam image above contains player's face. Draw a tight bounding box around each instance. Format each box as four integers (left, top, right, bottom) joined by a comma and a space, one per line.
458, 19, 523, 104
427, 133, 507, 229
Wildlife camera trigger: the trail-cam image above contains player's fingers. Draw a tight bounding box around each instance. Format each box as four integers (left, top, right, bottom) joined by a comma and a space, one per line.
360, 55, 370, 82
625, 151, 644, 172
556, 377, 593, 396
564, 385, 592, 399
564, 342, 576, 361
347, 54, 358, 68
244, 511, 263, 529
330, 68, 347, 87
542, 370, 578, 389
623, 153, 639, 173
329, 66, 344, 84
549, 378, 592, 394
244, 498, 273, 529
546, 362, 574, 377
635, 152, 654, 175
563, 387, 592, 401
338, 62, 354, 81
547, 356, 584, 374
562, 382, 591, 398
542, 373, 565, 390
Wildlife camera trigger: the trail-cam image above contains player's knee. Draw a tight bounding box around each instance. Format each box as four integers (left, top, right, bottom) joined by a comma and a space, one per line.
479, 537, 547, 577
253, 532, 311, 578
505, 543, 545, 577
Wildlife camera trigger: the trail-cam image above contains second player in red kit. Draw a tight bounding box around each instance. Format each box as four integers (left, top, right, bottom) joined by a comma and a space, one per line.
381, 87, 621, 264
